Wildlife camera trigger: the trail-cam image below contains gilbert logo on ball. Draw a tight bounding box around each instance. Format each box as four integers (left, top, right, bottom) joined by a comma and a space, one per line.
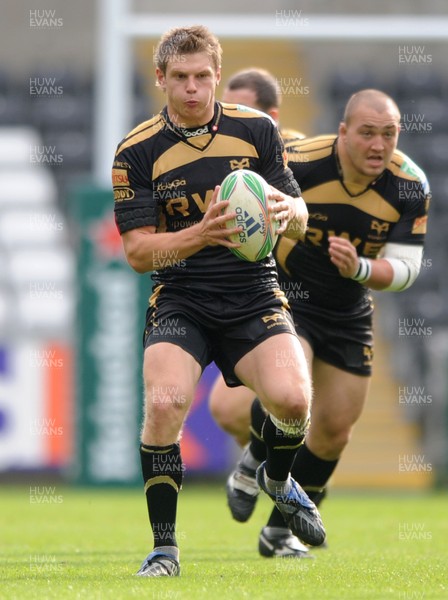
218, 169, 278, 262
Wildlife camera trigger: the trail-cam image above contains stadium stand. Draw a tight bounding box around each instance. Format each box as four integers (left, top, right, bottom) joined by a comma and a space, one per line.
0, 125, 76, 472
0, 37, 446, 482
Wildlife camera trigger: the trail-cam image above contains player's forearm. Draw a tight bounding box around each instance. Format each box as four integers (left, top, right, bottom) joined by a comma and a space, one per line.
352, 255, 421, 292
354, 258, 394, 290
330, 237, 422, 292
122, 226, 207, 273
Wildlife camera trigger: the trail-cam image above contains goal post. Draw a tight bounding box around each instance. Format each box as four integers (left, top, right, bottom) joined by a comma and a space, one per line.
93, 2, 448, 187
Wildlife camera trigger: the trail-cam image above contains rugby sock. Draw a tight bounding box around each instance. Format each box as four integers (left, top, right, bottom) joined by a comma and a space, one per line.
244, 399, 268, 467
261, 413, 307, 483
266, 443, 338, 528
291, 443, 339, 502
140, 442, 184, 550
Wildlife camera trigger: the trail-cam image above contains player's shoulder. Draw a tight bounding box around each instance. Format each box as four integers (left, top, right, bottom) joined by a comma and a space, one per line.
115, 113, 166, 155
287, 134, 336, 162
388, 149, 430, 192
280, 128, 306, 145
221, 102, 276, 126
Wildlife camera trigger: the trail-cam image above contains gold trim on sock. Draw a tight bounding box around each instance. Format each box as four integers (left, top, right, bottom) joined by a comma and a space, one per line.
144, 475, 179, 494
141, 445, 174, 454
273, 442, 304, 450
303, 485, 325, 493
249, 426, 264, 442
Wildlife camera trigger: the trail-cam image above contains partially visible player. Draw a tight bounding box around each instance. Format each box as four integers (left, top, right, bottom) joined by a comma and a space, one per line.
212, 67, 306, 451
211, 68, 312, 560
112, 26, 325, 577
210, 89, 431, 558
220, 67, 305, 145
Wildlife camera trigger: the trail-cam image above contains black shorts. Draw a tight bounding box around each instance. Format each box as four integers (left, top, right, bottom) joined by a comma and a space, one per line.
291, 300, 374, 376
143, 286, 297, 387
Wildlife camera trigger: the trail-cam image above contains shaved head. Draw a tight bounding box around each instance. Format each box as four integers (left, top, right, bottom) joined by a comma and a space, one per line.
343, 89, 401, 125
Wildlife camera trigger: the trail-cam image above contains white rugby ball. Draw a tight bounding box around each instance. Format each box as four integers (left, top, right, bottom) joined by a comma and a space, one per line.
217, 169, 278, 262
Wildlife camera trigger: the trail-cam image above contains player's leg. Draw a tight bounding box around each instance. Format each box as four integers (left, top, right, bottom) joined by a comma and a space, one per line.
225, 337, 314, 556
225, 336, 313, 524
209, 374, 255, 447
265, 359, 370, 536
296, 357, 370, 475
218, 376, 266, 523
137, 314, 206, 577
234, 332, 325, 547
209, 375, 263, 522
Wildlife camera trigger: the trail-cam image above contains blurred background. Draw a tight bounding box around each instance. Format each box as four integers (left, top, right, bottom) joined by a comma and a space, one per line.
0, 0, 447, 491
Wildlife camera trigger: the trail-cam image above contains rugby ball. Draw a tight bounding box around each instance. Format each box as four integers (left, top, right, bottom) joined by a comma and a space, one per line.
217, 169, 278, 262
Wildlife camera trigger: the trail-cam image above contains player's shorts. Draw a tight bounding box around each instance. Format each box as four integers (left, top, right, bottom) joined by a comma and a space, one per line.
143, 285, 297, 387
291, 299, 374, 376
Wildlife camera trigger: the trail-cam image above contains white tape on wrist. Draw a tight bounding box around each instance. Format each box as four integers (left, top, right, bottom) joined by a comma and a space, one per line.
351, 257, 372, 283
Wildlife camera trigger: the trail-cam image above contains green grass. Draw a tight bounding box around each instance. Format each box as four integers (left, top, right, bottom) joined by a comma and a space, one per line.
1, 484, 447, 599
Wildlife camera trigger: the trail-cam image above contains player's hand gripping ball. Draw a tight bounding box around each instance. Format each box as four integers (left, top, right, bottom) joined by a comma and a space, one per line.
217, 169, 278, 262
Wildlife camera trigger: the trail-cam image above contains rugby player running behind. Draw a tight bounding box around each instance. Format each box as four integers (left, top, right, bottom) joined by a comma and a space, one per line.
215, 67, 311, 559
211, 83, 431, 558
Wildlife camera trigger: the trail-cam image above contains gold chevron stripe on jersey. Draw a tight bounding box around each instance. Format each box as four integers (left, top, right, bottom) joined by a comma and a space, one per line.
152, 134, 260, 180
221, 102, 275, 121
303, 182, 401, 222
287, 135, 335, 163
389, 149, 431, 187
115, 115, 166, 155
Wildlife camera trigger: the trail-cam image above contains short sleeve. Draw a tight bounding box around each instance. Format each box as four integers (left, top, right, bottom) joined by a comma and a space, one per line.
112, 145, 159, 234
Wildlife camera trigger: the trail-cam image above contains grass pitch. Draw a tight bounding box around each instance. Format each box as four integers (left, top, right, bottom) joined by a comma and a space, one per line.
1, 483, 447, 599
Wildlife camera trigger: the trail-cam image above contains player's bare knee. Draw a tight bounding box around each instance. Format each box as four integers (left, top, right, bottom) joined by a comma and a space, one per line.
210, 406, 237, 435
270, 387, 310, 423
215, 411, 249, 445
143, 380, 190, 426
333, 428, 352, 452
313, 424, 352, 457
209, 393, 227, 426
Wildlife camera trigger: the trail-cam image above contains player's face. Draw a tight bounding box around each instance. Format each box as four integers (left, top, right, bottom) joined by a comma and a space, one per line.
157, 52, 220, 128
339, 103, 400, 184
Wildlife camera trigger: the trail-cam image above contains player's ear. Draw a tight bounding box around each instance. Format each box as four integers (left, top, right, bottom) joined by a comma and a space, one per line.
268, 108, 280, 124
338, 121, 347, 138
215, 68, 222, 87
155, 67, 166, 91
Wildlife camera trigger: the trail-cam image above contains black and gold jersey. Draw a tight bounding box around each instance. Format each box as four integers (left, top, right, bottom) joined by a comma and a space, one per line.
112, 101, 300, 294
275, 134, 430, 310
280, 127, 306, 146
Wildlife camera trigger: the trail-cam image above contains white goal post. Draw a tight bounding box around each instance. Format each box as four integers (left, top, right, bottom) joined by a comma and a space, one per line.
93, 0, 448, 187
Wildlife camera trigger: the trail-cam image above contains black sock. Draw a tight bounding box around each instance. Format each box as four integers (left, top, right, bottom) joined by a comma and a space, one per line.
291, 443, 339, 500
140, 442, 184, 548
261, 415, 305, 482
248, 399, 267, 463
266, 443, 338, 528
